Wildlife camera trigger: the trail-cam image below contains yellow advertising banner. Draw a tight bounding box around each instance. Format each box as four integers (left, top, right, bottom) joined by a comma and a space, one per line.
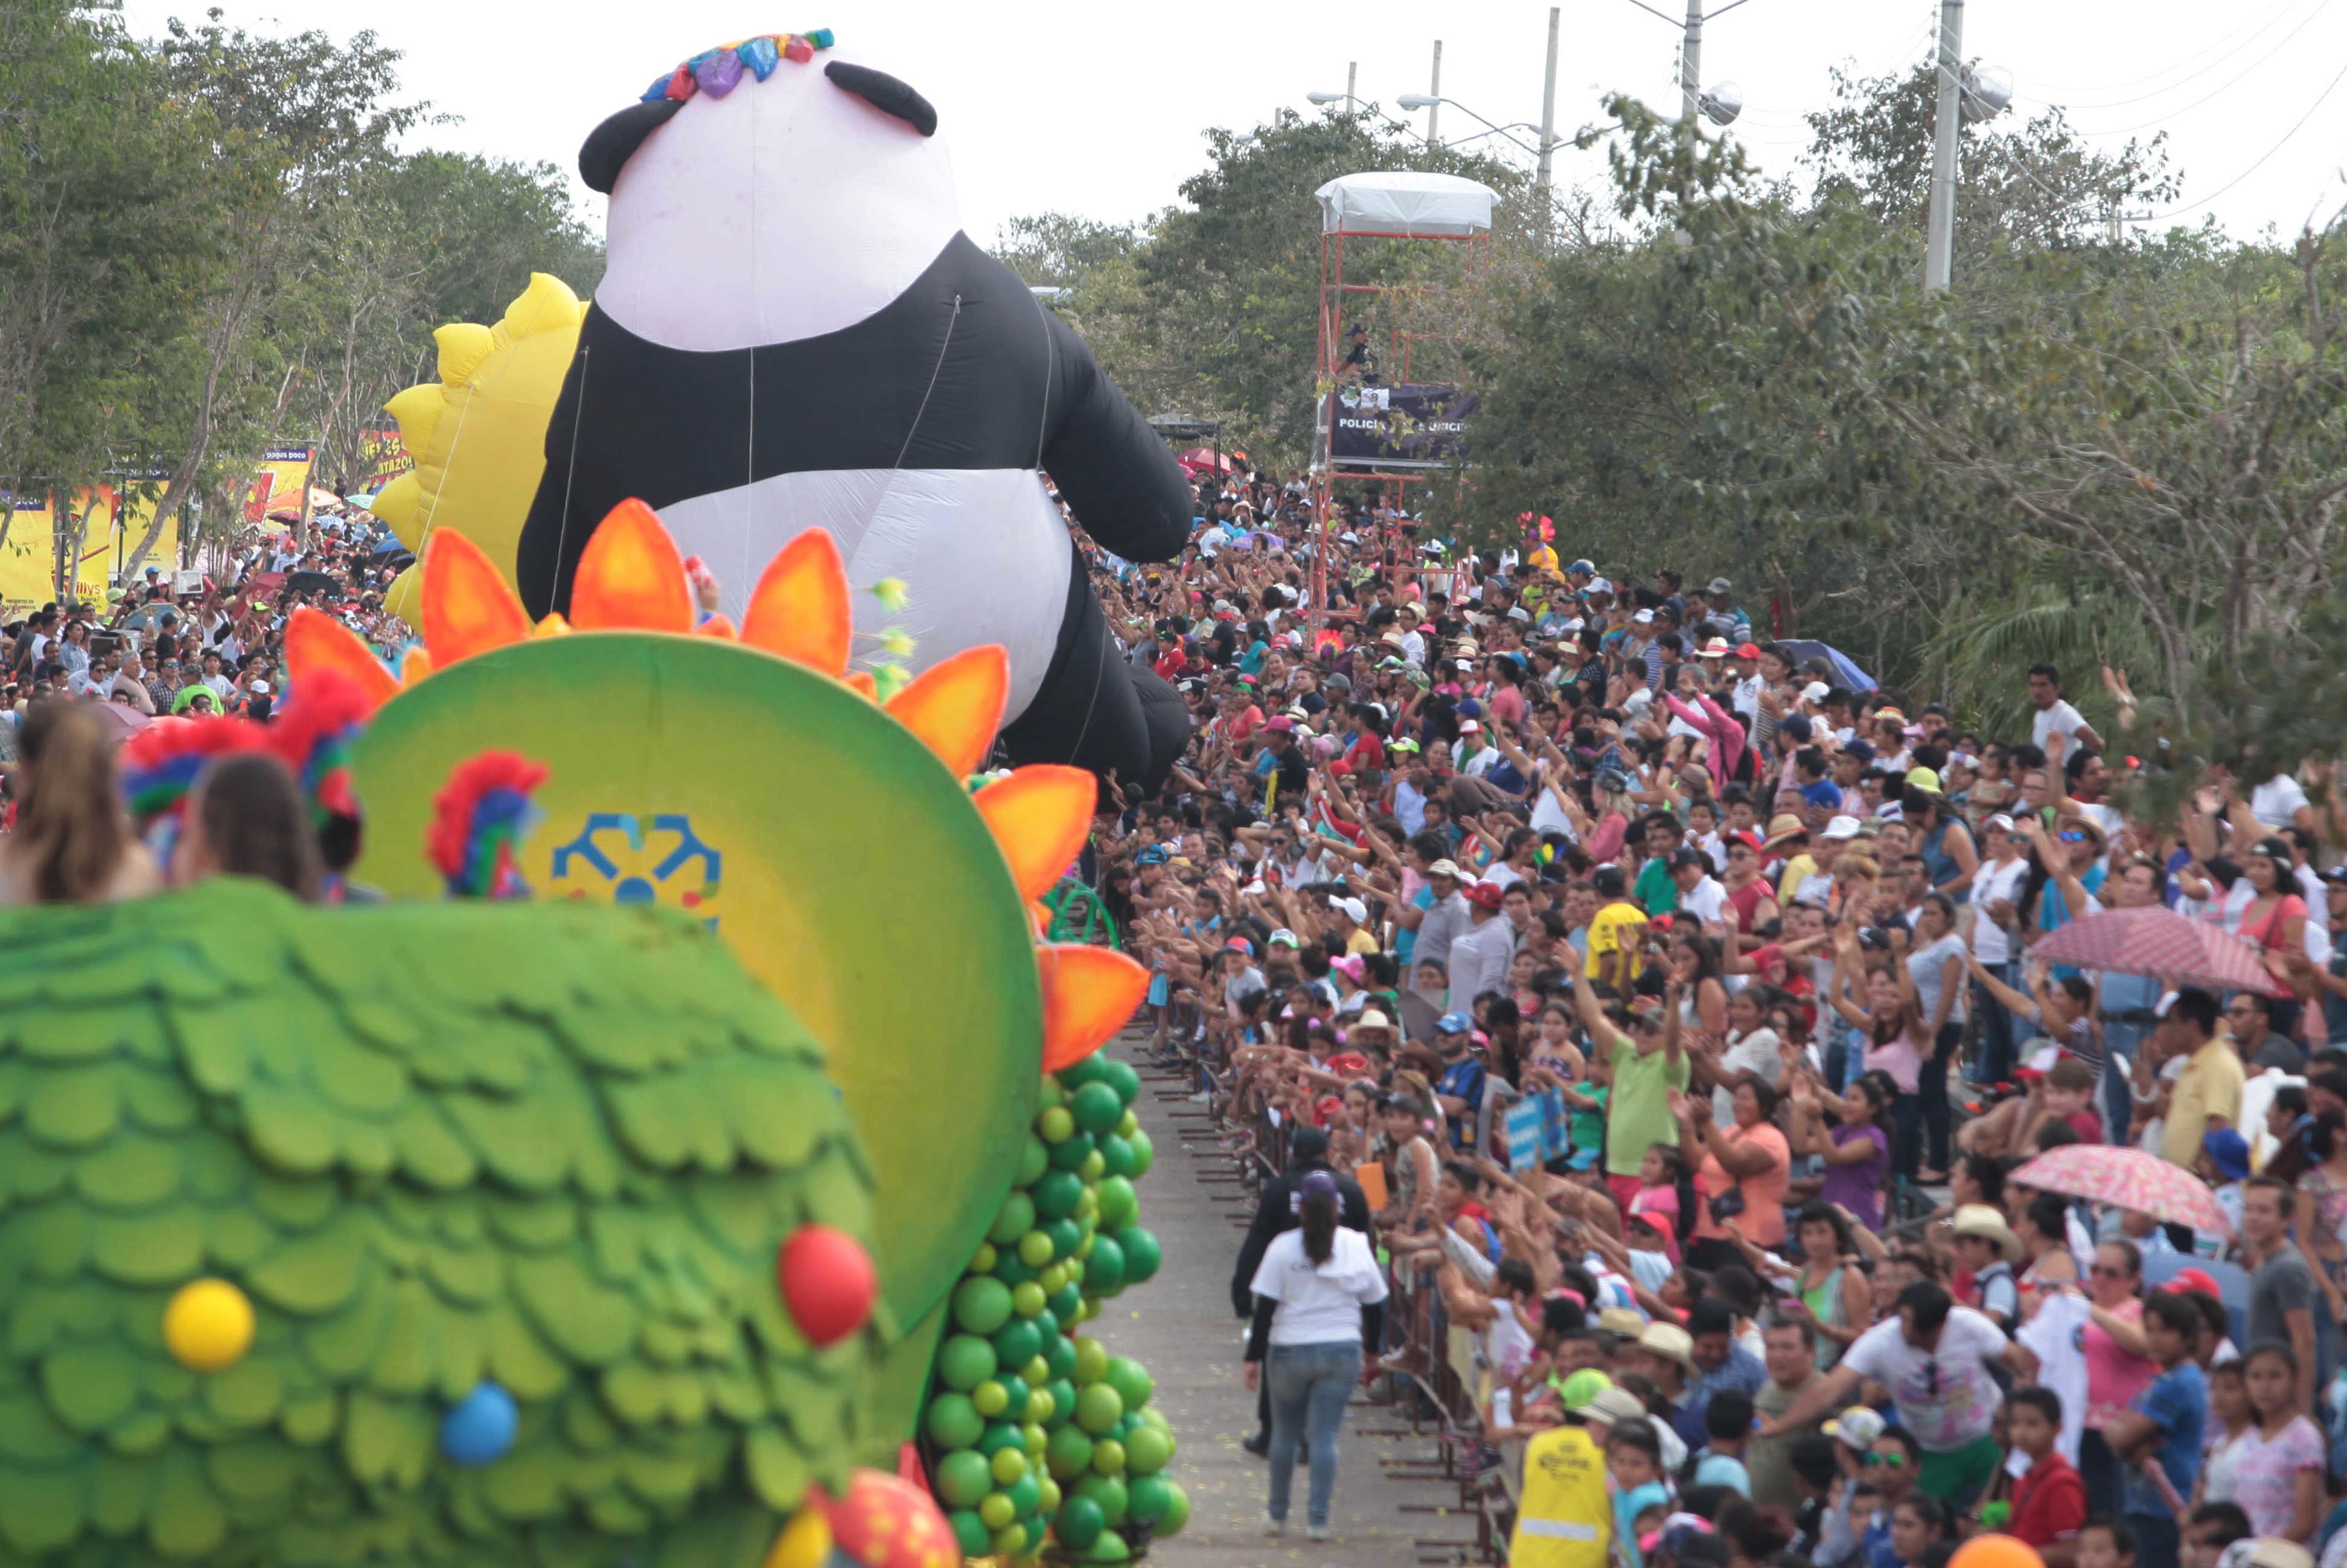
356, 428, 412, 493
244, 446, 315, 531
0, 483, 181, 616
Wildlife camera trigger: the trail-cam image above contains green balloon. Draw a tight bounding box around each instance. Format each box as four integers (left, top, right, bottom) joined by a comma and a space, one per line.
1046, 1423, 1096, 1480
1118, 1227, 1162, 1284
1101, 1059, 1142, 1106
1083, 1532, 1131, 1563
991, 1317, 1043, 1369
1019, 1514, 1049, 1556
1116, 1109, 1140, 1139
1044, 1378, 1078, 1428
1012, 1281, 1049, 1319
1038, 1475, 1062, 1515
1127, 1129, 1155, 1177
925, 1392, 983, 1450
1094, 1176, 1138, 1231
950, 1508, 992, 1556
1152, 1480, 1190, 1537
979, 1421, 1027, 1458
1096, 1132, 1136, 1179
1043, 1330, 1078, 1380
1033, 1168, 1086, 1220
1025, 1386, 1055, 1424
937, 1448, 994, 1507
1091, 1437, 1126, 1476
1055, 1054, 1108, 1089
972, 1380, 1010, 1418
1073, 1335, 1109, 1384
1037, 1105, 1075, 1143
1017, 1135, 1050, 1185
1126, 1474, 1174, 1527
1070, 1082, 1123, 1135
938, 1334, 998, 1392
1084, 1235, 1127, 1296
1073, 1473, 1129, 1528
1004, 1473, 1041, 1518
1018, 1229, 1055, 1268
1047, 1130, 1096, 1170
1078, 1149, 1106, 1182
1023, 1420, 1049, 1456
954, 1275, 1014, 1335
992, 1249, 1038, 1286
971, 1241, 998, 1273
1047, 1283, 1085, 1326
1105, 1357, 1154, 1411
1123, 1424, 1172, 1476
991, 1523, 1027, 1557
1023, 1353, 1051, 1387
991, 1445, 1029, 1487
988, 1190, 1038, 1246
1075, 1382, 1125, 1435
1055, 1496, 1106, 1550
1043, 1217, 1083, 1260
995, 1375, 1031, 1421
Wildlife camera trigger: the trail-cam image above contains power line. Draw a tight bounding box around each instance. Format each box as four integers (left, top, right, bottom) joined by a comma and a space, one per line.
2028, 0, 2337, 138
2147, 55, 2347, 219
2019, 0, 2313, 102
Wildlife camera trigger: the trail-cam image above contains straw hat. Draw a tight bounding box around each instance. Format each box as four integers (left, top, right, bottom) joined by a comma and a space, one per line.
1950, 1203, 2022, 1263
1635, 1322, 1697, 1374
1761, 813, 1808, 849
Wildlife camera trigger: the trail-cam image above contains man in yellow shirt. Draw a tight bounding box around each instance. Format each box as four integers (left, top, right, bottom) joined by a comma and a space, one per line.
1584, 865, 1647, 989
1510, 1375, 1614, 1568
2159, 988, 2244, 1170
1765, 815, 1818, 905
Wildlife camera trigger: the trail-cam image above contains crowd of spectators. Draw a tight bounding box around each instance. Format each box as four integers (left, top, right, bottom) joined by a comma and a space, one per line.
1076, 464, 2347, 1568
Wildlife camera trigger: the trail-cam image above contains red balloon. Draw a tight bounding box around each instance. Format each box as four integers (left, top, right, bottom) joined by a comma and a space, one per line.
778, 1225, 877, 1348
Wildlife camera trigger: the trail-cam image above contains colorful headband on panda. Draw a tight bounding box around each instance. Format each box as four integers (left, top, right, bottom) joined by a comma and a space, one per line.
640, 29, 836, 104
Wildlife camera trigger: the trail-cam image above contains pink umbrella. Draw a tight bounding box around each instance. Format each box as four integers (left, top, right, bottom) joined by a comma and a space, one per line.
85, 700, 152, 741
2010, 1143, 2232, 1234
2027, 905, 2287, 996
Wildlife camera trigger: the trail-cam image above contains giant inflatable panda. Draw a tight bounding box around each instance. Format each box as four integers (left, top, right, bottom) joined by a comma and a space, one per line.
514, 33, 1194, 788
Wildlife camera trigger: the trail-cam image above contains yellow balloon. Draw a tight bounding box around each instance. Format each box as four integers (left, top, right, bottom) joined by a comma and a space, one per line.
1950, 1536, 2046, 1568
762, 1506, 832, 1568
163, 1278, 255, 1372
374, 272, 586, 624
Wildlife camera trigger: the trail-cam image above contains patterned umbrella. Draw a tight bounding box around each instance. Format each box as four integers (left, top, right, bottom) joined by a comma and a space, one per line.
2028, 905, 2287, 996
2010, 1144, 2232, 1234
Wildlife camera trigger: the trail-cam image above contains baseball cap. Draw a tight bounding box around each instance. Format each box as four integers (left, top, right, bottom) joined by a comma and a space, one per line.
1820, 815, 1863, 841
1725, 830, 1765, 854
1268, 928, 1301, 949
1223, 937, 1256, 957
1457, 718, 1482, 733
1824, 1406, 1886, 1450
1263, 715, 1294, 733
1461, 880, 1504, 910
1984, 812, 2017, 831
1904, 764, 1943, 794
2202, 1127, 2252, 1180
1298, 1169, 1341, 1201
1435, 1012, 1472, 1035
1631, 608, 1655, 625
1334, 896, 1368, 923
1707, 577, 1732, 595
1557, 1369, 1612, 1412
2167, 1267, 2223, 1299
1845, 739, 1877, 762
1427, 859, 1464, 879
1734, 642, 1761, 658
1567, 559, 1595, 576
1801, 681, 1831, 703
1586, 576, 1614, 595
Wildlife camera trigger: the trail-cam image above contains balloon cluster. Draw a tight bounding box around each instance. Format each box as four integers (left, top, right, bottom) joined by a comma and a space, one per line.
922, 1053, 1184, 1562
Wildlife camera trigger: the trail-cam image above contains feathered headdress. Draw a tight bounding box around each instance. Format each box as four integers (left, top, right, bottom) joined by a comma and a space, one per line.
426, 752, 550, 900
263, 668, 383, 826
118, 715, 266, 868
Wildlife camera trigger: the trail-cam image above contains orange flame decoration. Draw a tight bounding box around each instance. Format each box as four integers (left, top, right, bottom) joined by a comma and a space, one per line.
286, 498, 1149, 1072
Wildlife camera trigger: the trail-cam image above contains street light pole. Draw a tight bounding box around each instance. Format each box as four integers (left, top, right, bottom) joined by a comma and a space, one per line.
1923, 0, 1964, 290
1681, 0, 1704, 123
1428, 40, 1443, 147
1536, 5, 1560, 243
1346, 59, 1358, 114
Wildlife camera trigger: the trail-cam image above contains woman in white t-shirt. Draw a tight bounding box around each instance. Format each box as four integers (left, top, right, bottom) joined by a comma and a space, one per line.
1244, 1170, 1389, 1540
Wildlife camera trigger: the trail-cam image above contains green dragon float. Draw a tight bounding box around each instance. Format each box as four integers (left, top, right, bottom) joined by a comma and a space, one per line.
0, 499, 1180, 1567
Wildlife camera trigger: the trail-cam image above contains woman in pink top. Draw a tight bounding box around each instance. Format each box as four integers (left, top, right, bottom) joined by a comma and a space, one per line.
1662, 669, 1749, 794
1826, 926, 1925, 1179
2229, 1342, 2325, 1543
2077, 1240, 2160, 1524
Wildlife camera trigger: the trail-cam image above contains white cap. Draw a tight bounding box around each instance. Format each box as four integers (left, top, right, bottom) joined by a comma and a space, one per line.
1801, 681, 1830, 703
1335, 896, 1368, 923
1820, 815, 1862, 841
1586, 576, 1614, 594
1631, 609, 1655, 625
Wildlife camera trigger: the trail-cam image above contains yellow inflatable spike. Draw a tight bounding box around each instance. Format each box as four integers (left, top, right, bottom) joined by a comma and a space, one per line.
400, 646, 434, 685
764, 1509, 832, 1568
503, 272, 585, 341
1038, 945, 1152, 1072
370, 471, 424, 540
420, 529, 532, 670
739, 531, 852, 675
533, 613, 572, 638
433, 322, 496, 389
382, 384, 445, 453
383, 564, 423, 626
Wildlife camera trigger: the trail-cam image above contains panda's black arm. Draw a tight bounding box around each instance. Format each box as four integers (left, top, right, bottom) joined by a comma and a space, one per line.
1037, 309, 1193, 564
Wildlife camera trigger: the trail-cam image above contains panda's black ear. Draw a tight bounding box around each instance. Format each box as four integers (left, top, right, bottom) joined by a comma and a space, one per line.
580, 100, 683, 194
824, 61, 937, 136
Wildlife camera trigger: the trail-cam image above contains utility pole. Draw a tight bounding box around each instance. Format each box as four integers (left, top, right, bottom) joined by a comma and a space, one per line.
1681, 0, 1704, 123
1536, 6, 1560, 244
1428, 40, 1443, 147
1345, 60, 1358, 113
1923, 0, 1964, 290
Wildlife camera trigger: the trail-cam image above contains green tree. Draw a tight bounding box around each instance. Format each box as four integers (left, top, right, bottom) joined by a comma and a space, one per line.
0, 1, 222, 560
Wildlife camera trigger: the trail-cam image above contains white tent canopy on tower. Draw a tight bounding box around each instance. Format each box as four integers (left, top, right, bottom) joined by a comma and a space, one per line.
1314, 171, 1498, 237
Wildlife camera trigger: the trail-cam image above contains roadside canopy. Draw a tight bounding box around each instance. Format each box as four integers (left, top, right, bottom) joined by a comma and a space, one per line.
1315, 171, 1498, 237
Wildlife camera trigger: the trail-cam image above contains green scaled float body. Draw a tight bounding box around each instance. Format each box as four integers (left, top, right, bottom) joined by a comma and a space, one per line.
0, 879, 877, 1567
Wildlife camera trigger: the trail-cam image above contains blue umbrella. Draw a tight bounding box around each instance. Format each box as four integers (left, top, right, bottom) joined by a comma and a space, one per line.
1773, 638, 1876, 692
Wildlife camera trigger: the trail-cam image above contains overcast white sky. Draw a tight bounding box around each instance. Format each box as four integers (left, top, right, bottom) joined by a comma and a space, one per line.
125, 0, 2347, 251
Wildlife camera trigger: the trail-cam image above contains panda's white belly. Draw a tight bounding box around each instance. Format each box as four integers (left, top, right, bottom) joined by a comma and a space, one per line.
656, 468, 1073, 721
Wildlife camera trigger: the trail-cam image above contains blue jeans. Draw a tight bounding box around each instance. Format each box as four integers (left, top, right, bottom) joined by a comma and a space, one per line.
2127, 1512, 2179, 1568
1267, 1340, 1359, 1526
1972, 966, 2019, 1086
2101, 1022, 2147, 1144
